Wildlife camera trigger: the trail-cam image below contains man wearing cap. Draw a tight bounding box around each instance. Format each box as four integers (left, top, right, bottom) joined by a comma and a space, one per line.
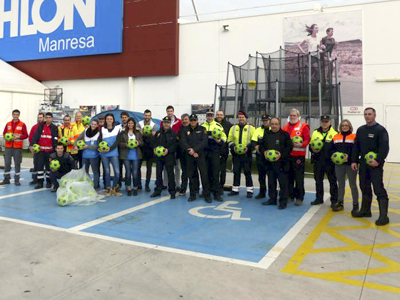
251, 115, 270, 199
0, 109, 28, 186
137, 109, 158, 192
351, 107, 390, 226
215, 110, 232, 189
180, 114, 211, 202
98, 115, 105, 128
309, 115, 338, 207
282, 108, 310, 206
202, 109, 227, 201
228, 111, 255, 198
150, 116, 178, 199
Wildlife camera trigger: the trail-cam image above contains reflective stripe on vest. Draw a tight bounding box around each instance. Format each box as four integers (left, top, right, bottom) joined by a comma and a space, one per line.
5, 120, 24, 149
283, 121, 308, 156
232, 124, 252, 145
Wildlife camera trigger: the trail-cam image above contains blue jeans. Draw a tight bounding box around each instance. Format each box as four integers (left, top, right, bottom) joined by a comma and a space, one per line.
124, 159, 140, 190
83, 157, 100, 189
101, 156, 120, 188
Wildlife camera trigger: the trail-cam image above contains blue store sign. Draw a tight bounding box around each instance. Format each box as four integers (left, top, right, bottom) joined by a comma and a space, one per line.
0, 0, 124, 62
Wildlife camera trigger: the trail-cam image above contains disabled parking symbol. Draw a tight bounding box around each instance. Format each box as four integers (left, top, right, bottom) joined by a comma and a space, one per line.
189, 201, 251, 221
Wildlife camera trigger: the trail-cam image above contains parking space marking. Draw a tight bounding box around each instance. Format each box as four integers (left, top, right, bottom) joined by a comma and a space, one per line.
0, 188, 47, 200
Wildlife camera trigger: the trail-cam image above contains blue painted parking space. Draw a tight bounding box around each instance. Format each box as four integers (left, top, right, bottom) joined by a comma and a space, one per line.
0, 170, 316, 264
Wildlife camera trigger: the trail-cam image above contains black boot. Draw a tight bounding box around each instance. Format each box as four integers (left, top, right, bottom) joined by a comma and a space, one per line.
35, 181, 44, 189
14, 177, 20, 186
255, 191, 266, 199
375, 199, 389, 226
145, 181, 150, 192
0, 179, 10, 185
352, 198, 372, 218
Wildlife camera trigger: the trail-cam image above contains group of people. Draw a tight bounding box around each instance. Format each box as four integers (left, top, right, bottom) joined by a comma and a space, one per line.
0, 106, 390, 225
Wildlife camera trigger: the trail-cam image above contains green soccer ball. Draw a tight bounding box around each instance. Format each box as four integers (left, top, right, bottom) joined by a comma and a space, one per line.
212, 127, 222, 139
265, 149, 280, 162
155, 146, 165, 157
32, 144, 41, 153
59, 136, 69, 146
4, 132, 13, 141
143, 125, 152, 135
76, 140, 86, 150
98, 141, 109, 152
82, 116, 91, 126
127, 139, 138, 149
365, 151, 377, 165
310, 138, 323, 152
50, 159, 60, 171
60, 178, 70, 188
332, 152, 346, 165
235, 144, 247, 155
57, 194, 69, 207
292, 135, 303, 144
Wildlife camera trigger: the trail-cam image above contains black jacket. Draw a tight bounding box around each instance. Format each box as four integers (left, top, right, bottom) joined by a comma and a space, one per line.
30, 122, 59, 150
260, 129, 292, 161
352, 123, 389, 165
330, 132, 357, 165
50, 152, 75, 174
151, 128, 178, 159
217, 118, 232, 158
180, 124, 208, 156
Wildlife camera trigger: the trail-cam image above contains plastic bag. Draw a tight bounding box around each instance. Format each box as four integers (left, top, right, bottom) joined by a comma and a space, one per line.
56, 169, 99, 207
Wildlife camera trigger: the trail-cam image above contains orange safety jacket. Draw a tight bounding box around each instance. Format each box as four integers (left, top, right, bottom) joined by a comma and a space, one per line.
5, 121, 24, 149
282, 121, 310, 157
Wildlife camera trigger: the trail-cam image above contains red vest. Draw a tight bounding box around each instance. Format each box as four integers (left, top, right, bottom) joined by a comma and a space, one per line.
5, 121, 24, 149
38, 124, 53, 152
283, 121, 309, 157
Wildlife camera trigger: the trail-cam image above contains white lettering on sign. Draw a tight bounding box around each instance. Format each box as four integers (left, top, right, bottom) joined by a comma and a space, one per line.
39, 35, 94, 52
0, 0, 96, 38
189, 201, 251, 221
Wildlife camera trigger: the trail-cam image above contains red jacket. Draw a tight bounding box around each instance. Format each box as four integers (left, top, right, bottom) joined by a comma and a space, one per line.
160, 116, 182, 134
282, 121, 310, 157
29, 122, 42, 144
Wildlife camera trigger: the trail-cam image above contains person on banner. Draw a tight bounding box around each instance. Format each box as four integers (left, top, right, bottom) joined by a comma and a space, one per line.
309, 115, 338, 208
49, 143, 76, 192
180, 114, 211, 203
259, 117, 292, 209
99, 113, 122, 197
58, 115, 78, 165
282, 108, 310, 206
119, 117, 143, 196
150, 116, 178, 199
351, 108, 390, 226
30, 112, 59, 189
137, 109, 158, 192
72, 112, 86, 169
202, 109, 226, 201
0, 109, 28, 186
74, 119, 102, 190
160, 106, 182, 191
29, 112, 45, 185
215, 110, 232, 190
251, 115, 270, 199
227, 111, 255, 198
330, 119, 358, 213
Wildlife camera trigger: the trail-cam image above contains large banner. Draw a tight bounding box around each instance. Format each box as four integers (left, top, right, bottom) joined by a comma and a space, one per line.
0, 0, 124, 62
284, 11, 363, 113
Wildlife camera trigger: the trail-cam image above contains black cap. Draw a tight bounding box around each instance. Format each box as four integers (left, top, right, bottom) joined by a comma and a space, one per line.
206, 109, 214, 115
163, 116, 171, 122
189, 114, 198, 120
261, 115, 270, 120
320, 115, 331, 121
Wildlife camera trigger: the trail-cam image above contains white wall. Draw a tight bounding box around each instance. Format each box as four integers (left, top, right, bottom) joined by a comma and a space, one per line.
43, 1, 400, 159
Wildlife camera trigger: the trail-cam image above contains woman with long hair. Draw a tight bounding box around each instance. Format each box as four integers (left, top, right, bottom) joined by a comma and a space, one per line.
74, 119, 102, 189
99, 113, 122, 197
331, 119, 359, 213
119, 118, 144, 196
298, 24, 320, 81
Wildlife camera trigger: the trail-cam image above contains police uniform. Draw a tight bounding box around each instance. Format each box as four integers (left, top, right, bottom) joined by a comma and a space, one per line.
309, 116, 338, 206
228, 111, 255, 197
259, 127, 292, 209
150, 116, 178, 199
202, 110, 227, 200
137, 119, 157, 192
216, 117, 232, 189
180, 114, 211, 202
250, 115, 270, 199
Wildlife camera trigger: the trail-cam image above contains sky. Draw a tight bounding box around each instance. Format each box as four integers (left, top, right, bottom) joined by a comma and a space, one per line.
179, 0, 386, 22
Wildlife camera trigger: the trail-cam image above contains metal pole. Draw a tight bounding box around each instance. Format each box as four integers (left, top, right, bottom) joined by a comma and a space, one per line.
275, 80, 279, 118
338, 83, 343, 122
225, 63, 230, 105
318, 80, 322, 116
308, 52, 312, 119
213, 84, 218, 112
233, 82, 240, 124
328, 52, 334, 116
191, 0, 200, 21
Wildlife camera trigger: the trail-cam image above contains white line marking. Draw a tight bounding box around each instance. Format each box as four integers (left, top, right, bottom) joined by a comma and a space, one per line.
68, 195, 172, 231
0, 188, 47, 200
257, 195, 327, 269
